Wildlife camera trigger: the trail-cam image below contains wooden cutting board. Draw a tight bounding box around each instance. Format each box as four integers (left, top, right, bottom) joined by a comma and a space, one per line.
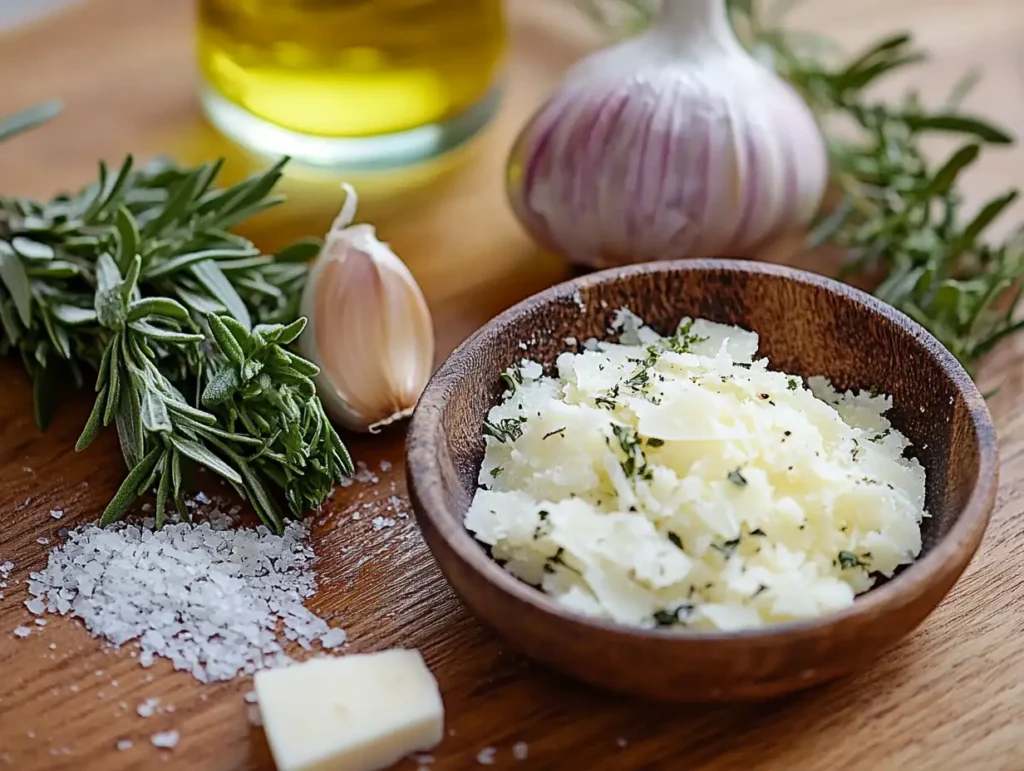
2, 1, 1024, 769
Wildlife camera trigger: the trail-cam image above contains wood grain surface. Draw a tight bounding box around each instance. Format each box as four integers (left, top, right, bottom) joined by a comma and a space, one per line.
1, 0, 1023, 769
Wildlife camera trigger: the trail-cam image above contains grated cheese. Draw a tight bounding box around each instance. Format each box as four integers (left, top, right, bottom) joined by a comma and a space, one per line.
465, 312, 926, 631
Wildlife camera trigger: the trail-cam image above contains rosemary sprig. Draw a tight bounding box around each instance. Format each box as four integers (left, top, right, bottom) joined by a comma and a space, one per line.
573, 0, 1024, 374
0, 112, 352, 531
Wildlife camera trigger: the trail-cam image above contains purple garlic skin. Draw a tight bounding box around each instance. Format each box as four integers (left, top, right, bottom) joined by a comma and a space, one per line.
505, 34, 828, 270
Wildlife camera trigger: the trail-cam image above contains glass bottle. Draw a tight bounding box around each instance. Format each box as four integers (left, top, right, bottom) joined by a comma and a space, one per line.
197, 0, 507, 169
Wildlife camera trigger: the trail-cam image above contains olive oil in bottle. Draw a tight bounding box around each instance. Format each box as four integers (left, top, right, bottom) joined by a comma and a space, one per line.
197, 0, 507, 168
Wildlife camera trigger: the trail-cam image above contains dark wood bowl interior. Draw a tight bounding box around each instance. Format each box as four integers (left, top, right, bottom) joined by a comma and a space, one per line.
407, 259, 997, 701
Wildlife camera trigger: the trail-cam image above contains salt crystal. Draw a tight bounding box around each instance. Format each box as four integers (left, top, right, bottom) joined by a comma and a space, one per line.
349, 461, 380, 485
513, 742, 529, 760
352, 513, 361, 521
13, 626, 31, 638
564, 337, 577, 346
27, 516, 344, 683
321, 627, 347, 649
380, 460, 392, 472
49, 643, 57, 650
35, 537, 49, 545
244, 690, 258, 704
371, 517, 396, 531
616, 738, 628, 748
35, 619, 46, 626
194, 491, 211, 505
137, 697, 160, 718
518, 342, 527, 350
69, 684, 78, 693
116, 739, 133, 751
24, 598, 45, 615
150, 731, 179, 749
50, 509, 64, 520
477, 747, 497, 765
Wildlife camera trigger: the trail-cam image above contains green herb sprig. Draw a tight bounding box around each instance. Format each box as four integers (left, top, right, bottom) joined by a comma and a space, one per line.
574, 0, 1023, 374
0, 106, 352, 531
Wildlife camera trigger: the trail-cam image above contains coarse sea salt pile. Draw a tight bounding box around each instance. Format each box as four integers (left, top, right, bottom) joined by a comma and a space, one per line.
25, 511, 346, 683
0, 559, 12, 599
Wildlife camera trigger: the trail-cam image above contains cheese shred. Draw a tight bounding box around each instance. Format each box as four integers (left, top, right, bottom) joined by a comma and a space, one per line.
465, 311, 927, 631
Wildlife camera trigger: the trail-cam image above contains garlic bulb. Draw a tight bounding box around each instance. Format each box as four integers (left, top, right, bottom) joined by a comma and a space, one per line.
299, 185, 435, 433
505, 0, 828, 269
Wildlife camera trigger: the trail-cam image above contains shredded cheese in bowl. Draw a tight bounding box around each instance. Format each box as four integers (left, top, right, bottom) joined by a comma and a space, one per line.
464, 310, 927, 632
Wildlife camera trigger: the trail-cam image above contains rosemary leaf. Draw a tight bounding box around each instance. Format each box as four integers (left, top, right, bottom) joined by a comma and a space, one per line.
0, 118, 349, 533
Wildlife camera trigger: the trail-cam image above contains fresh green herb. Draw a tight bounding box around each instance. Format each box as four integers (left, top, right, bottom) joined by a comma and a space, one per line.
0, 117, 351, 532
483, 416, 527, 443
574, 0, 1024, 374
751, 583, 769, 598
500, 367, 524, 394
663, 319, 708, 354
538, 510, 549, 521
787, 378, 798, 391
837, 550, 871, 569
611, 423, 647, 477
727, 468, 748, 486
645, 437, 665, 447
545, 546, 579, 575
594, 384, 620, 409
542, 427, 567, 440
0, 101, 62, 143
667, 531, 683, 550
869, 428, 892, 443
653, 603, 693, 626
624, 346, 660, 391
490, 466, 503, 478
711, 536, 742, 559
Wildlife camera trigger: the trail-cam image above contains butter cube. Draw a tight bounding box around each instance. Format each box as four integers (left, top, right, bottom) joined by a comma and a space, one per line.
254, 649, 444, 771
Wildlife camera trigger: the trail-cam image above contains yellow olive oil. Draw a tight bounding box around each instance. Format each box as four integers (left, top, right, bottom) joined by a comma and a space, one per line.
197, 0, 506, 141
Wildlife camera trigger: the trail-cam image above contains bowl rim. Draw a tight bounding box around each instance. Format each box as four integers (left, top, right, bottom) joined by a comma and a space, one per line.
407, 259, 998, 643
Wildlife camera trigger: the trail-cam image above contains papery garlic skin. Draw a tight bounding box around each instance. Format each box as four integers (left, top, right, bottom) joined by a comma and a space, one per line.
506, 0, 828, 269
299, 185, 435, 433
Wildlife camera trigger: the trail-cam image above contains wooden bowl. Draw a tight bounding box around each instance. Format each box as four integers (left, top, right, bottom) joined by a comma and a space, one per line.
406, 260, 997, 702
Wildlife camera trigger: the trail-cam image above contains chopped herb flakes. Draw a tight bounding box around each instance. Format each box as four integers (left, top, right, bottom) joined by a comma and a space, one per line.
483, 417, 526, 443
653, 604, 693, 626
490, 466, 502, 478
542, 427, 566, 440
667, 532, 683, 550
663, 320, 708, 355
611, 424, 648, 478
500, 368, 524, 394
727, 468, 748, 486
646, 437, 665, 447
594, 385, 620, 409
711, 537, 742, 559
837, 550, 871, 569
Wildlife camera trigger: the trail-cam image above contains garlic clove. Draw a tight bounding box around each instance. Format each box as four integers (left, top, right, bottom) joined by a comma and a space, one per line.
505, 0, 828, 270
299, 185, 435, 433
